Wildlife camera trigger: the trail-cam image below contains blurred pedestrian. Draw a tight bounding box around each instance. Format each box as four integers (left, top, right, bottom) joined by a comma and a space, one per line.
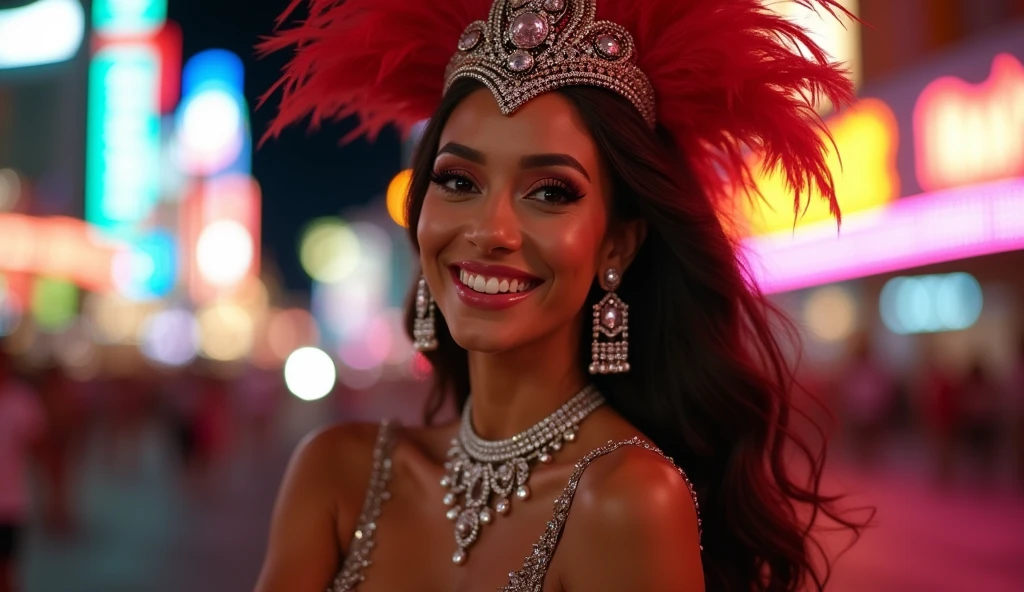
0, 347, 45, 592
837, 337, 895, 464
919, 355, 958, 484
36, 366, 81, 535
958, 361, 1000, 480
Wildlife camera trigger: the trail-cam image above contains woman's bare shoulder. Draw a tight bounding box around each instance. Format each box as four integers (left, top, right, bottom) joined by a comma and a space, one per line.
290, 422, 387, 505
255, 422, 388, 592
554, 444, 704, 591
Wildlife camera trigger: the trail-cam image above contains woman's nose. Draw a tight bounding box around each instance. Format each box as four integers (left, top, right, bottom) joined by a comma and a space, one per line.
465, 190, 522, 254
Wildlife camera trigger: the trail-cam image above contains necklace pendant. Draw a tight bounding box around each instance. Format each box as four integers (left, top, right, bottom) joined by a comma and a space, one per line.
443, 384, 605, 567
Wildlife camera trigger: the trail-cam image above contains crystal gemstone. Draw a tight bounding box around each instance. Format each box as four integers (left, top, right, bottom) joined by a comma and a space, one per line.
458, 27, 482, 51
601, 302, 621, 330
507, 50, 535, 72
595, 34, 622, 58
543, 0, 566, 11
510, 13, 549, 49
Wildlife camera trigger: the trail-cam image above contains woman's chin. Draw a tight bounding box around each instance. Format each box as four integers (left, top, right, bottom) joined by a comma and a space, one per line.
447, 326, 523, 355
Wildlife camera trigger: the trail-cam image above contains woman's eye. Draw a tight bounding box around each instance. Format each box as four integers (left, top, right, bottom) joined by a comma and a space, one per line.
431, 171, 477, 194
525, 182, 583, 205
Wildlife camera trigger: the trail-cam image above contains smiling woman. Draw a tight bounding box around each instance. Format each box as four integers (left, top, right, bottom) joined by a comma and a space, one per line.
256, 1, 866, 591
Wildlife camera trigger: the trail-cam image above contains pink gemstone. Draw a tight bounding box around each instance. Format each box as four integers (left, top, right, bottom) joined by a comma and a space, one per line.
595, 34, 622, 58
507, 50, 534, 72
510, 12, 549, 49
543, 0, 565, 11
601, 303, 621, 330
458, 27, 482, 51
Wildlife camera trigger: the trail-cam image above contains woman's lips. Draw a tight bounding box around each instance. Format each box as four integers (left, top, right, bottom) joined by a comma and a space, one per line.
447, 266, 540, 311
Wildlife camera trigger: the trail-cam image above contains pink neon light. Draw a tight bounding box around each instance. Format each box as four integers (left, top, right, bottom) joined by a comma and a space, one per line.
743, 177, 1024, 294
915, 54, 1024, 192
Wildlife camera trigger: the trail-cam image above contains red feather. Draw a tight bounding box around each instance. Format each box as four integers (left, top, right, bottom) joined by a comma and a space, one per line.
261, 0, 855, 222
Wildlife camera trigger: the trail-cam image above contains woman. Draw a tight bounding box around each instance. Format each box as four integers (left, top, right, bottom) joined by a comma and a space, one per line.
256, 0, 862, 590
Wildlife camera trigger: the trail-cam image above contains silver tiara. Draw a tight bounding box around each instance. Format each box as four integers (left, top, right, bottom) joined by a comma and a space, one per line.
444, 0, 657, 128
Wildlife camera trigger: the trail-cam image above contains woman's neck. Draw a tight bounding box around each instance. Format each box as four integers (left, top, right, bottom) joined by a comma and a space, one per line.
466, 322, 588, 440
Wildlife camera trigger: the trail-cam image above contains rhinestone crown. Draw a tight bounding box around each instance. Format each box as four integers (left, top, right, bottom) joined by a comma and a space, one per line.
445, 0, 657, 128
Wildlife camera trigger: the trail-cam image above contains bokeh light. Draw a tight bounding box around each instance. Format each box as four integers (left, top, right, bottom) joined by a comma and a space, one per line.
266, 308, 320, 362
336, 360, 382, 390
31, 277, 78, 332
0, 278, 21, 337
411, 351, 433, 381
880, 272, 983, 335
387, 169, 412, 227
111, 231, 177, 301
284, 346, 336, 401
177, 87, 244, 175
0, 168, 22, 211
196, 219, 254, 287
140, 308, 200, 367
299, 218, 361, 284
85, 293, 156, 344
803, 285, 858, 342
53, 319, 98, 378
197, 303, 254, 361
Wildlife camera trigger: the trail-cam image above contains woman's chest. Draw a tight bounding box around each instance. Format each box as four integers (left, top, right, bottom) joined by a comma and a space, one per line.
343, 455, 573, 592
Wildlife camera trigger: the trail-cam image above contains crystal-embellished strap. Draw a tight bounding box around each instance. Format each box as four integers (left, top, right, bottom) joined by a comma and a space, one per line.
329, 420, 397, 592
501, 437, 702, 592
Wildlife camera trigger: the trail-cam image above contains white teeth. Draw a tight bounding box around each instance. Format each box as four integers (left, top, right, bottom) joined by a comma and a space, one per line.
457, 270, 535, 294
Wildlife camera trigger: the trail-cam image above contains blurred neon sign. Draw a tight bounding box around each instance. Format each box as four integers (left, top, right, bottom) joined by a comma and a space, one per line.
177, 49, 250, 177
183, 174, 261, 302
85, 43, 162, 235
0, 214, 120, 291
742, 98, 900, 235
0, 0, 85, 69
744, 177, 1024, 294
93, 0, 167, 36
915, 53, 1024, 192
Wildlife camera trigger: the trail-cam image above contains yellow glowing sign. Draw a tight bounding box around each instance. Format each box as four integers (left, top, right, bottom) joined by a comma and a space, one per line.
387, 169, 412, 228
915, 53, 1024, 192
741, 98, 900, 235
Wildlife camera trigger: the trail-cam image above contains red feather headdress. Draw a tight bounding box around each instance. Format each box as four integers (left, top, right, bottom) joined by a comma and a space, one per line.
260, 0, 855, 221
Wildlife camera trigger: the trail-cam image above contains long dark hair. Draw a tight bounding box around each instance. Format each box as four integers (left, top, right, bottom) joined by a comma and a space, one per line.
404, 78, 864, 591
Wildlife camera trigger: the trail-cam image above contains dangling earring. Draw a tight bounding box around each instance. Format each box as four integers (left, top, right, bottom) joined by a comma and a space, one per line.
413, 276, 438, 351
589, 268, 629, 374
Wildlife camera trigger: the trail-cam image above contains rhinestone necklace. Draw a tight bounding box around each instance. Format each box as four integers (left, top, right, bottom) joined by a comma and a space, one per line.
441, 384, 605, 565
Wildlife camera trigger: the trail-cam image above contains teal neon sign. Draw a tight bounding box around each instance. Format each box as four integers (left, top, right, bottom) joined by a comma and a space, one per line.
93, 0, 167, 36
85, 44, 161, 235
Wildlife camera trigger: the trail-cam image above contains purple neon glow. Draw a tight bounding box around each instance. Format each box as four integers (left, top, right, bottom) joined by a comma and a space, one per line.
742, 177, 1024, 294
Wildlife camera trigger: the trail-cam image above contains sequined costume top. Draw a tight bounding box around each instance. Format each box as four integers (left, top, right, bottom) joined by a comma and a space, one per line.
329, 420, 700, 592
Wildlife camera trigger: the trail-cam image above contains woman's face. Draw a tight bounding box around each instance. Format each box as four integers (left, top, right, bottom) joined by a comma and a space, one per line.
417, 88, 623, 355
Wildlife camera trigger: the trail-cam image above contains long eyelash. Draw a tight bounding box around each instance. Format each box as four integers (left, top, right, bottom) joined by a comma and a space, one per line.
530, 178, 586, 203
430, 169, 469, 194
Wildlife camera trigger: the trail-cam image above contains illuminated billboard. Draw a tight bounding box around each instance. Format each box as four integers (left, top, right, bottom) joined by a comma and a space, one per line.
741, 25, 1024, 293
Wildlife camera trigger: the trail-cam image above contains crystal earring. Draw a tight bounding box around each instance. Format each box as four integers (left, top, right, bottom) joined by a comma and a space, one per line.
589, 268, 629, 374
413, 276, 438, 351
